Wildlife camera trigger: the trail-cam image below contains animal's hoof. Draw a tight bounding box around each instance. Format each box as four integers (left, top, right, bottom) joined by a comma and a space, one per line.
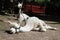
54, 28, 57, 30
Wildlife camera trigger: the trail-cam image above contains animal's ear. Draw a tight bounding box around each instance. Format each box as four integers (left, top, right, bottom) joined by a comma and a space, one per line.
18, 2, 21, 4
18, 1, 23, 4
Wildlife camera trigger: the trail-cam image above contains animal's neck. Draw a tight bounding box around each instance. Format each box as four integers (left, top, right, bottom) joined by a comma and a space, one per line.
19, 8, 22, 17
19, 9, 21, 14
18, 8, 22, 25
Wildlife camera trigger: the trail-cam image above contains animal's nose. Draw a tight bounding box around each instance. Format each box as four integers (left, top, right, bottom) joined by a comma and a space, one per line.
18, 5, 22, 8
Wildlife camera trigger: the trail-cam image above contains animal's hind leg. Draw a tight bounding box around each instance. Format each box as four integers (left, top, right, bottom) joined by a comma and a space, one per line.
42, 21, 57, 30
45, 25, 57, 30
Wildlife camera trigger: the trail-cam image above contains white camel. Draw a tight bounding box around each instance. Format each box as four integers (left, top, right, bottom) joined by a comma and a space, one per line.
8, 2, 57, 34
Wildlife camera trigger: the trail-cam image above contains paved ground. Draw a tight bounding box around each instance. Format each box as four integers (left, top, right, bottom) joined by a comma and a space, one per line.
0, 15, 60, 40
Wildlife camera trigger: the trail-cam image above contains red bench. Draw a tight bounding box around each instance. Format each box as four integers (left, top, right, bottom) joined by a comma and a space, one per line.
23, 4, 46, 15
23, 4, 31, 12
32, 5, 46, 13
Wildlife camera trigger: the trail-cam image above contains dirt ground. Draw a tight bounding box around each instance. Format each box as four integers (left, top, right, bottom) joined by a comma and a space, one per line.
0, 15, 60, 40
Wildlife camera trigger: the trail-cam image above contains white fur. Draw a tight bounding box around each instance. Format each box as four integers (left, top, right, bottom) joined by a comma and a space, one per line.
18, 14, 57, 32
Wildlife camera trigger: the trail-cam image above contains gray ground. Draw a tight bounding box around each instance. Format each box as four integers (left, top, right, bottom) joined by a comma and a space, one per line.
0, 15, 60, 40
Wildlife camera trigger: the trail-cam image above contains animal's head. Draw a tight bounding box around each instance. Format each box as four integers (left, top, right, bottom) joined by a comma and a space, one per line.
18, 2, 23, 9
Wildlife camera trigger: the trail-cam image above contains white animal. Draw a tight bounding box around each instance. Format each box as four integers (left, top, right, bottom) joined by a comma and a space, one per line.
8, 2, 57, 33
19, 17, 57, 32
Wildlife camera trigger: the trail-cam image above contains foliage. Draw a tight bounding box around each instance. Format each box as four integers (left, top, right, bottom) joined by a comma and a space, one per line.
34, 0, 49, 5
35, 0, 46, 3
